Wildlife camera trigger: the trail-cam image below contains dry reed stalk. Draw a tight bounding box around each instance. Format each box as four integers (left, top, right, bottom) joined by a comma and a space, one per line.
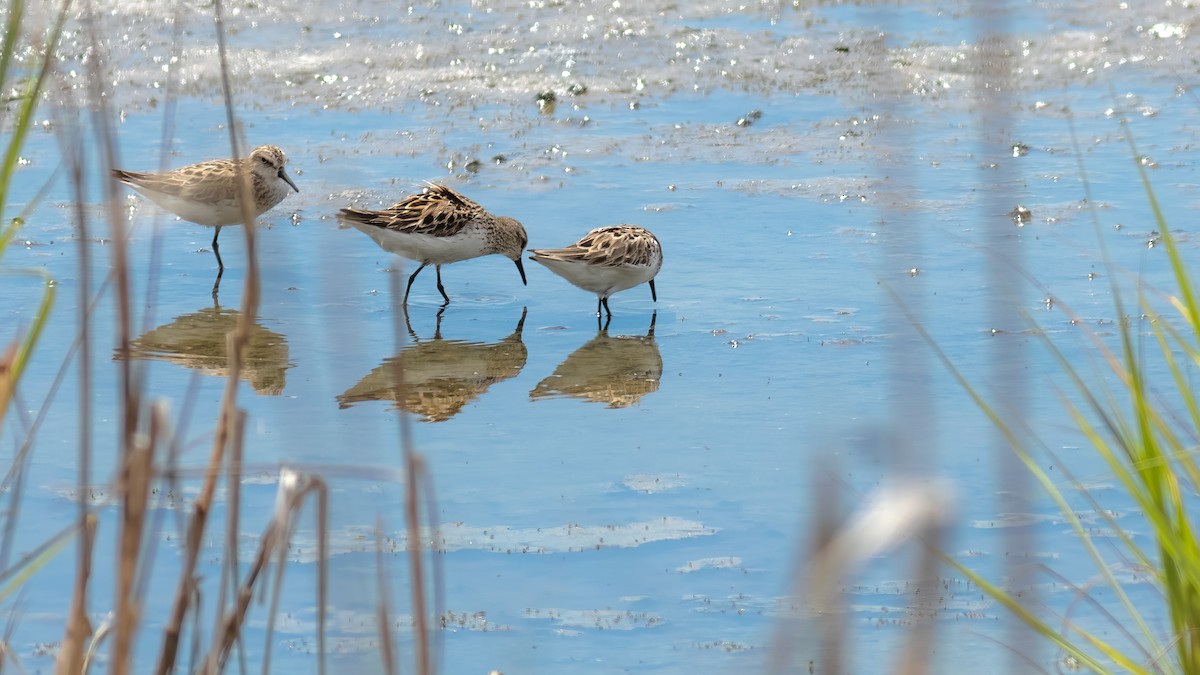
420, 467, 446, 668
403, 449, 431, 674
261, 468, 329, 675
762, 475, 840, 674
214, 408, 245, 667
154, 327, 244, 674
388, 271, 436, 675
315, 476, 329, 675
201, 470, 328, 674
0, 632, 20, 672
113, 419, 155, 672
55, 514, 97, 675
137, 0, 186, 335
968, 3, 1036, 666
50, 49, 97, 670
767, 478, 953, 673
155, 0, 262, 668
76, 0, 143, 667
375, 519, 398, 675
895, 517, 944, 674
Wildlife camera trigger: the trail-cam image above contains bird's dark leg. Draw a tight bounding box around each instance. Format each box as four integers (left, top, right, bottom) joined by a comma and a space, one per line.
211, 268, 223, 301
601, 296, 613, 318
515, 306, 528, 334
211, 226, 224, 271
649, 279, 657, 302
595, 297, 603, 318
401, 302, 418, 342
647, 310, 657, 337
435, 265, 450, 305
403, 262, 428, 305
599, 313, 612, 333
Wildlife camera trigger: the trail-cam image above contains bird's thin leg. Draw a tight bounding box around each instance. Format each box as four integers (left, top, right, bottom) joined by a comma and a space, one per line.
648, 310, 657, 337
595, 297, 603, 318
403, 263, 428, 305
435, 265, 450, 305
601, 296, 613, 318
599, 313, 612, 333
649, 279, 657, 302
211, 268, 223, 301
211, 226, 224, 271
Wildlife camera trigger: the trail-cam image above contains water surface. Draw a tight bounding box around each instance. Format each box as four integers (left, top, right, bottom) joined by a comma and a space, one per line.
7, 0, 1200, 671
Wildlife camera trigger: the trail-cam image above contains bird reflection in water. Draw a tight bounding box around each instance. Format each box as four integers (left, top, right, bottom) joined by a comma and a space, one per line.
530, 312, 661, 408
337, 307, 529, 422
120, 302, 292, 395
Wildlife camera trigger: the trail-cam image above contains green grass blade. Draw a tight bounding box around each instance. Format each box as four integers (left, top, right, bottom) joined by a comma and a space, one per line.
0, 518, 82, 604
942, 556, 1126, 673
0, 0, 71, 264
0, 268, 55, 429
0, 0, 26, 99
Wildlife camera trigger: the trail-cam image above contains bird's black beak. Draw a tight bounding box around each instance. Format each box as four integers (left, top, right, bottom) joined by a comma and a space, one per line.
280, 167, 300, 193
514, 258, 528, 286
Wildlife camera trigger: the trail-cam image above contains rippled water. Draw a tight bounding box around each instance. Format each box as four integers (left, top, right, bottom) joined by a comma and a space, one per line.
7, 0, 1200, 671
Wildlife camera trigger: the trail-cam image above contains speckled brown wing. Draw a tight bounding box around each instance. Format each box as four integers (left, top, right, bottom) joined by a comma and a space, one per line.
545, 226, 660, 268
113, 158, 247, 206
339, 184, 481, 237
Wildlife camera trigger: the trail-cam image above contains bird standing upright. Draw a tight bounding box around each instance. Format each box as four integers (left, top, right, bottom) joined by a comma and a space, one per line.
111, 144, 300, 274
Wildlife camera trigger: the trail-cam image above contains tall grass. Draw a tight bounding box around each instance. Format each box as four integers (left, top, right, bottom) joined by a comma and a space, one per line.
902, 116, 1200, 673
1, 0, 440, 672
0, 0, 66, 438
0, 0, 72, 619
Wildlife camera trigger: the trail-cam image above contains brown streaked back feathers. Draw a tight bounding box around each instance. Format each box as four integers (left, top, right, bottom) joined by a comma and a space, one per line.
338, 183, 485, 237
534, 225, 661, 268
111, 161, 245, 204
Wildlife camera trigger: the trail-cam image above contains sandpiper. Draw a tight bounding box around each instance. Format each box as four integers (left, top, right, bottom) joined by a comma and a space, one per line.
111, 144, 300, 271
338, 183, 528, 305
529, 225, 662, 317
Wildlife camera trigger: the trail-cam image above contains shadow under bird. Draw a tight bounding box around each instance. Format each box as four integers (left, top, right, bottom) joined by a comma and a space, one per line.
529, 225, 662, 317
111, 144, 300, 273
338, 183, 528, 305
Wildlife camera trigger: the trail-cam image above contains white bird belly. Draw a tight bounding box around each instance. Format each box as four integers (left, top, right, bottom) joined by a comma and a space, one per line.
352, 224, 489, 265
537, 258, 657, 297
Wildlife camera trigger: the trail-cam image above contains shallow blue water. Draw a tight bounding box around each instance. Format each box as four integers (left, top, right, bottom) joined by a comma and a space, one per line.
6, 0, 1200, 672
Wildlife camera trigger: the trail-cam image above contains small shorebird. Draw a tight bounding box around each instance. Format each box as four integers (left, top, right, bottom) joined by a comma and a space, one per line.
338, 183, 528, 305
529, 225, 662, 317
111, 144, 299, 273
